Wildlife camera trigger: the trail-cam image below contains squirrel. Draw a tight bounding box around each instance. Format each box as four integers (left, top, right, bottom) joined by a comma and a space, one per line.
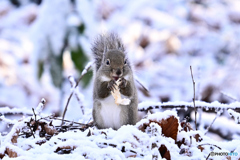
91, 33, 138, 130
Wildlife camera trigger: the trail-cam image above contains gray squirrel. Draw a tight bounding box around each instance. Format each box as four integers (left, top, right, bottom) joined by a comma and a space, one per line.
91, 33, 138, 130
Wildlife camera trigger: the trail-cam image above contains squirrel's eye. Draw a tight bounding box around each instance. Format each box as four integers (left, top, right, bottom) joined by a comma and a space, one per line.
124, 59, 127, 65
106, 59, 110, 65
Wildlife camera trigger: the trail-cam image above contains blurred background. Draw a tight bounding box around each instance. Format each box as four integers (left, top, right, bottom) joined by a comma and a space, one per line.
0, 0, 240, 140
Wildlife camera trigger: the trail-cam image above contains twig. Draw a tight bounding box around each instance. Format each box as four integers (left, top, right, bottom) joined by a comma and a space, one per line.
190, 66, 197, 130
32, 108, 37, 121
61, 62, 92, 126
201, 143, 222, 160
68, 76, 84, 115
206, 153, 210, 160
204, 111, 220, 135
198, 143, 221, 150
135, 79, 149, 93
49, 117, 86, 125
99, 142, 144, 157
220, 91, 238, 101
27, 122, 35, 139
228, 109, 240, 124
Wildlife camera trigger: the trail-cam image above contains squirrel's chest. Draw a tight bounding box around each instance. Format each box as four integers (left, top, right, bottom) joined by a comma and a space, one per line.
100, 95, 122, 129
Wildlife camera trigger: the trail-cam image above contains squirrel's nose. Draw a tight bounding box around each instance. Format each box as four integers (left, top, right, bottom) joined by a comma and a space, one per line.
116, 69, 122, 76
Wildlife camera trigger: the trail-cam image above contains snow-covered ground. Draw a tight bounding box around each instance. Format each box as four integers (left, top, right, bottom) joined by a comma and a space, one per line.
1, 0, 240, 159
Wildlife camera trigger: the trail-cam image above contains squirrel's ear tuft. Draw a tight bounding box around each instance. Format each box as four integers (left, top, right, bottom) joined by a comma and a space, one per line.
108, 32, 126, 54
91, 32, 126, 70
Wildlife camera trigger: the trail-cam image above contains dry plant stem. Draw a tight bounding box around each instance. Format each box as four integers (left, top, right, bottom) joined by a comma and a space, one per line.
50, 117, 86, 125
27, 121, 35, 138
190, 66, 197, 130
204, 113, 219, 135
220, 91, 238, 101
205, 143, 223, 160
68, 76, 84, 115
61, 64, 92, 126
100, 142, 144, 157
136, 79, 149, 93
206, 153, 210, 160
32, 108, 37, 121
198, 143, 221, 150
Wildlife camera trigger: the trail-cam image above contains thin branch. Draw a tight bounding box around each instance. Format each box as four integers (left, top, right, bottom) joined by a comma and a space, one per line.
99, 142, 144, 157
204, 112, 220, 135
27, 122, 35, 139
135, 79, 149, 93
206, 152, 210, 160
228, 109, 240, 124
68, 76, 84, 115
220, 91, 238, 101
61, 62, 92, 126
198, 143, 221, 150
190, 66, 197, 130
49, 117, 86, 125
32, 108, 37, 121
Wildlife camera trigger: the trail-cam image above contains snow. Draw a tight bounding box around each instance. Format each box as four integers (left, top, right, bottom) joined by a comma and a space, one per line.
228, 109, 240, 124
35, 98, 46, 115
1, 107, 240, 159
0, 107, 32, 115
81, 61, 93, 76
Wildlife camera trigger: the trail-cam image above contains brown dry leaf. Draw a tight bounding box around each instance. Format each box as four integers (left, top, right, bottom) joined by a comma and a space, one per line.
6, 147, 18, 158
44, 124, 57, 135
36, 139, 47, 146
0, 153, 5, 159
55, 146, 75, 150
159, 144, 171, 160
55, 146, 76, 154
160, 116, 178, 141
176, 138, 185, 148
127, 154, 137, 158
138, 116, 179, 141
180, 121, 193, 132
226, 156, 231, 160
194, 134, 202, 142
11, 129, 20, 144
197, 145, 204, 152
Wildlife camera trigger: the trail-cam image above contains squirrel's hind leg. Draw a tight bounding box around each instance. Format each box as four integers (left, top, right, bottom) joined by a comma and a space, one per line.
92, 100, 105, 129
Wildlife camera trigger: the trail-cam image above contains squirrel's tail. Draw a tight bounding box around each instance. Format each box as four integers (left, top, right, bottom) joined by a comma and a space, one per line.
91, 32, 125, 70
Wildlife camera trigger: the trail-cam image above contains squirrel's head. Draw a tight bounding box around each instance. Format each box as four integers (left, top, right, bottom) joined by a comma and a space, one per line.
101, 49, 131, 81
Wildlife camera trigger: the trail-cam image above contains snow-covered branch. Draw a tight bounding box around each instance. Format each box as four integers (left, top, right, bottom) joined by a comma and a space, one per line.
138, 101, 240, 112
228, 109, 240, 124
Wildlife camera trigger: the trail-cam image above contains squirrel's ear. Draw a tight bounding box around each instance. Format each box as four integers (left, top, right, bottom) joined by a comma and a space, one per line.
103, 44, 107, 55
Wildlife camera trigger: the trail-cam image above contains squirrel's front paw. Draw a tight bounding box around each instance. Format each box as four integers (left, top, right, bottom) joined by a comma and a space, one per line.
107, 80, 117, 92
119, 78, 127, 89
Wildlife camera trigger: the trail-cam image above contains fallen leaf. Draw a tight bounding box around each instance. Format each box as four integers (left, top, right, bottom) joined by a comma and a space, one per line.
197, 145, 204, 152
11, 129, 20, 144
180, 121, 193, 132
6, 147, 18, 158
55, 146, 76, 154
194, 134, 202, 142
44, 124, 57, 135
138, 116, 179, 141
159, 144, 171, 160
